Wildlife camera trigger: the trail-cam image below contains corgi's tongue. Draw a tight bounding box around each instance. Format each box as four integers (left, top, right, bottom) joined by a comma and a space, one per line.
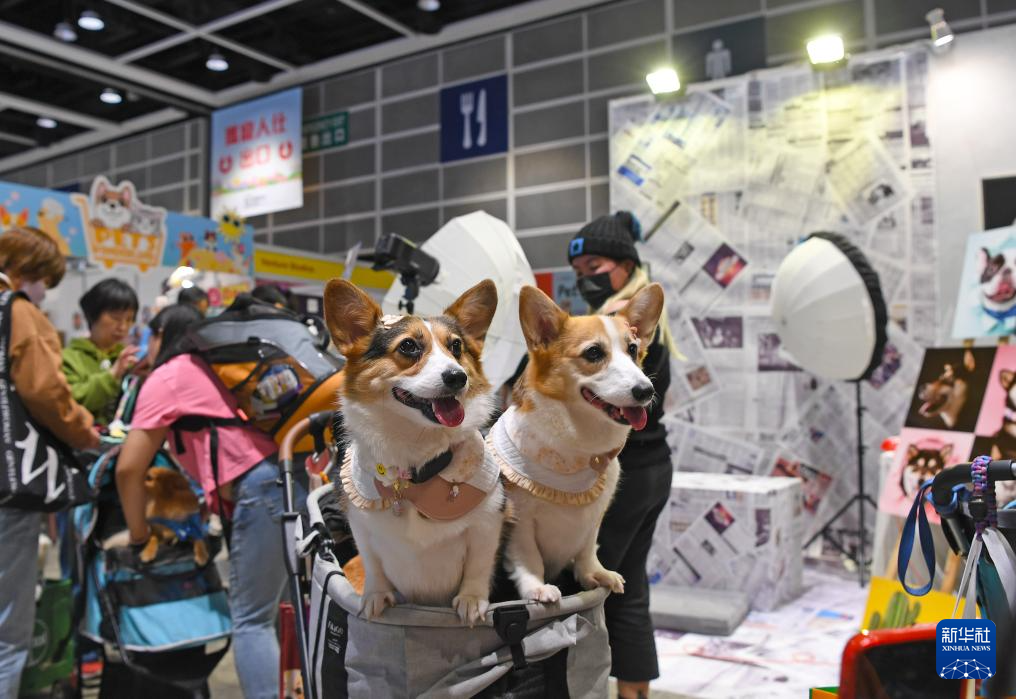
622, 406, 649, 431
432, 397, 464, 427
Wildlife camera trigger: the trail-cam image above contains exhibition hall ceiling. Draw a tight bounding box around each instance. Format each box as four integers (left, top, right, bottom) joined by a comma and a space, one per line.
0, 0, 570, 169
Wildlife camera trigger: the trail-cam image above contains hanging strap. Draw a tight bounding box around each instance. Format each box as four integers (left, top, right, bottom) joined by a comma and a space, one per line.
898, 479, 938, 596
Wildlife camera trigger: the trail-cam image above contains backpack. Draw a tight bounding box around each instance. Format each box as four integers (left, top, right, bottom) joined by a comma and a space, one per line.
176, 295, 344, 453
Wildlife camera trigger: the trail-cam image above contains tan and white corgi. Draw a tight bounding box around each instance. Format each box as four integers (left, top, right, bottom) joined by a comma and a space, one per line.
493, 283, 664, 603
323, 278, 505, 624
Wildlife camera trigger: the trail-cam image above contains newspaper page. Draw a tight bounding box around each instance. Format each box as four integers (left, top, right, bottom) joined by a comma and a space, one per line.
826, 136, 910, 227
664, 417, 767, 475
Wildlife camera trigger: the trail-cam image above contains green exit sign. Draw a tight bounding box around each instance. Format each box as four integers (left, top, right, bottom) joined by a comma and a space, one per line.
302, 111, 348, 153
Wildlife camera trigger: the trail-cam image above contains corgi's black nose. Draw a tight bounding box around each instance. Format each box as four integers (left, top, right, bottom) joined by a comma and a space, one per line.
632, 384, 654, 403
442, 369, 467, 390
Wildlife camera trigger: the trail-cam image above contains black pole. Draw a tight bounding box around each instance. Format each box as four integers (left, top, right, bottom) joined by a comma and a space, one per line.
856, 380, 866, 588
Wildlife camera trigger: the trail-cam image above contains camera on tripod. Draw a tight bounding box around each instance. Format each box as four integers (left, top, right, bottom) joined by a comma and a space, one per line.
368, 234, 440, 315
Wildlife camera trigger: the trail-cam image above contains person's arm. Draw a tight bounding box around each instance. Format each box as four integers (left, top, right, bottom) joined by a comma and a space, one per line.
11, 301, 98, 450
116, 426, 167, 545
62, 350, 121, 415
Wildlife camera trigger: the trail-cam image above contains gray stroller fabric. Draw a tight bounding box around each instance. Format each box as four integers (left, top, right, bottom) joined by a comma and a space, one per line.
308, 557, 611, 698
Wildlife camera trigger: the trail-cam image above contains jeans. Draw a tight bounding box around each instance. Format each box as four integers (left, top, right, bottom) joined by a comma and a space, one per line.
228, 459, 306, 699
0, 508, 40, 699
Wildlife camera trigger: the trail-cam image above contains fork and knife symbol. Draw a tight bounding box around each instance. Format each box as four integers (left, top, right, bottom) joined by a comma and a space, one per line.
459, 89, 487, 150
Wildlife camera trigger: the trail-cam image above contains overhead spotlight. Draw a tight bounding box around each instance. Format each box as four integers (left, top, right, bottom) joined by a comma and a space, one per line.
53, 21, 77, 42
806, 34, 846, 67
78, 9, 104, 31
646, 67, 681, 95
417, 0, 440, 10
206, 52, 229, 72
926, 8, 954, 50
36, 117, 58, 129
99, 88, 123, 104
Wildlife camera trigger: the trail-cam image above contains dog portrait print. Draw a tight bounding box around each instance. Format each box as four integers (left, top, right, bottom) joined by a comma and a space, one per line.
905, 347, 994, 433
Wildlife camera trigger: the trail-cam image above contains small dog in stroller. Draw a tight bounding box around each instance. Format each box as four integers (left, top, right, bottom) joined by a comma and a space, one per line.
140, 467, 209, 566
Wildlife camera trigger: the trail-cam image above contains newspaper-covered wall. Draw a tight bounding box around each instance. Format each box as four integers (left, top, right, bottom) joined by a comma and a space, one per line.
609, 49, 933, 548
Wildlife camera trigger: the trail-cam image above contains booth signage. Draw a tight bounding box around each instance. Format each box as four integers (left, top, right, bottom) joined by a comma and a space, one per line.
254, 248, 394, 289
0, 178, 254, 276
440, 75, 508, 163
210, 88, 303, 219
302, 111, 349, 153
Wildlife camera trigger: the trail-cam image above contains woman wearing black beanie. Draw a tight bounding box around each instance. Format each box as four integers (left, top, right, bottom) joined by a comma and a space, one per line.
569, 210, 676, 699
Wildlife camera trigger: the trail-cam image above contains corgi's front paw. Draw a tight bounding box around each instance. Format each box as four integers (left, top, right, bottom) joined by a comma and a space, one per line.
524, 583, 561, 604
360, 590, 396, 619
452, 594, 489, 626
580, 568, 625, 594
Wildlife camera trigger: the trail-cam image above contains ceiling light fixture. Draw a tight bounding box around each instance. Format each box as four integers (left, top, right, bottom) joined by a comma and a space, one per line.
78, 9, 104, 31
806, 34, 846, 67
36, 117, 58, 129
645, 67, 681, 95
417, 0, 440, 11
99, 88, 123, 104
206, 52, 229, 72
53, 21, 77, 42
926, 8, 955, 51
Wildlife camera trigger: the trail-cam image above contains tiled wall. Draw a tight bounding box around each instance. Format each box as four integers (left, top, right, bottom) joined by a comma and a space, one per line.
4, 0, 1015, 270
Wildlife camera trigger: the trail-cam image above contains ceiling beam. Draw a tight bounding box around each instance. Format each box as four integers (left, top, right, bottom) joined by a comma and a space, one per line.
0, 132, 37, 147
336, 0, 415, 37
0, 107, 187, 176
215, 0, 612, 106
108, 0, 295, 71
0, 20, 218, 107
0, 91, 117, 131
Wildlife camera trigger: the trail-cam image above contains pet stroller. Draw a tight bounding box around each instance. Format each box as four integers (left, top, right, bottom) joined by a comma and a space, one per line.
72, 438, 232, 698
898, 456, 1016, 696
278, 413, 614, 699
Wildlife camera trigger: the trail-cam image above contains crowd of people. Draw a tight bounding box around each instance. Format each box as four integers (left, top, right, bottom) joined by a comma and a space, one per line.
0, 211, 673, 699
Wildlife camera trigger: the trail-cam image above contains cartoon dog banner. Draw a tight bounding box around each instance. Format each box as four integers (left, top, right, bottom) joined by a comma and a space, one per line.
952, 226, 1016, 339
0, 181, 88, 258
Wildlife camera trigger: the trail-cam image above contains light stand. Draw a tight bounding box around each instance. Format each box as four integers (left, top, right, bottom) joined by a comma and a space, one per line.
803, 380, 878, 586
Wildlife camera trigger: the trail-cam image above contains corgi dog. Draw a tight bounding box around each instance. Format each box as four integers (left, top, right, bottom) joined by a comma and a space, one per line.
494, 283, 664, 603
90, 177, 134, 230
323, 278, 505, 624
141, 468, 208, 566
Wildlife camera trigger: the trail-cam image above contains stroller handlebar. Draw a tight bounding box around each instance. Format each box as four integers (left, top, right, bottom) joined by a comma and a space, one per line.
307, 482, 336, 526
931, 459, 1016, 506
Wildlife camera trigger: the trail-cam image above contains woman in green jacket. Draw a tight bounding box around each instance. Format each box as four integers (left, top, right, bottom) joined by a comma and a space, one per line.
62, 278, 139, 424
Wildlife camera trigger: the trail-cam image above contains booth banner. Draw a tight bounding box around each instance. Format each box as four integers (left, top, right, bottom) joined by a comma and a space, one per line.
254, 248, 394, 290
0, 181, 88, 258
0, 178, 254, 276
210, 87, 302, 219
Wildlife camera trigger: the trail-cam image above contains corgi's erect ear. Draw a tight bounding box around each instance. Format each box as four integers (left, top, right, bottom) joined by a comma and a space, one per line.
96, 182, 109, 200
618, 283, 665, 345
444, 279, 498, 348
324, 279, 382, 354
519, 285, 567, 350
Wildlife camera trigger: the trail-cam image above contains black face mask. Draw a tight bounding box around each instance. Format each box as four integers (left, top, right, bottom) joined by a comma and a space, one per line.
576, 272, 614, 310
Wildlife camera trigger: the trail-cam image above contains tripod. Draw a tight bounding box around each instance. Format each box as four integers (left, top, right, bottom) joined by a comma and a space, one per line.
803, 380, 877, 586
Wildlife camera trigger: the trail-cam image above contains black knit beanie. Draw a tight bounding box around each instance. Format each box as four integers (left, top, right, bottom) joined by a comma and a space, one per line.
568, 211, 642, 266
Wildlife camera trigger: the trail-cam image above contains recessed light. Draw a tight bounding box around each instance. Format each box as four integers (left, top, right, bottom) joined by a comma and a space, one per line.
36, 117, 58, 129
417, 0, 440, 11
53, 21, 77, 42
78, 9, 104, 31
206, 52, 229, 72
100, 88, 123, 105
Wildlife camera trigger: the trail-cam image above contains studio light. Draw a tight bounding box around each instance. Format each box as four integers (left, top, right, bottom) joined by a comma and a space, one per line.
417, 0, 440, 11
646, 67, 681, 95
926, 8, 954, 50
206, 52, 229, 72
99, 88, 123, 105
53, 21, 77, 42
78, 9, 105, 31
36, 117, 58, 129
806, 34, 845, 66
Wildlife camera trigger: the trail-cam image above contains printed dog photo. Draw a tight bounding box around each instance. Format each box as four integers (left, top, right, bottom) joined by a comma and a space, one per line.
969, 436, 1016, 508
951, 227, 1016, 339
878, 428, 973, 525
904, 347, 994, 432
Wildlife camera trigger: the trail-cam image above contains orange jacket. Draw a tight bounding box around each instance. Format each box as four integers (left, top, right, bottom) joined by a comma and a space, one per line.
2, 281, 96, 450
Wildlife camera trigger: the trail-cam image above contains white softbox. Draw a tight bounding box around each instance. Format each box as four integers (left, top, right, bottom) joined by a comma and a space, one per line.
382, 211, 536, 388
